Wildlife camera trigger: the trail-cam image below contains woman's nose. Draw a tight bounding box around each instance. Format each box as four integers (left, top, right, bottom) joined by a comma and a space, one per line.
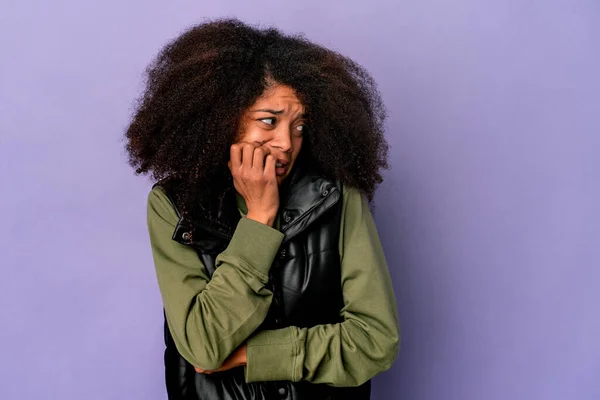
271, 128, 292, 152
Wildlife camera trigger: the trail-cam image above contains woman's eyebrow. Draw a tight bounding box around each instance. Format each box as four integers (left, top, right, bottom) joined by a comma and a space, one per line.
251, 109, 284, 114
251, 109, 307, 119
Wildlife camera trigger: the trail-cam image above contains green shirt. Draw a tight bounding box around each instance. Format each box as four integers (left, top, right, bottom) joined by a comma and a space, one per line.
147, 184, 400, 386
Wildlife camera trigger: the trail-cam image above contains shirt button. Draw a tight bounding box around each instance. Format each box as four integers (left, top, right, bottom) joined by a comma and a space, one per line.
182, 232, 192, 241
278, 387, 287, 396
283, 213, 291, 223
275, 318, 281, 325
322, 189, 329, 197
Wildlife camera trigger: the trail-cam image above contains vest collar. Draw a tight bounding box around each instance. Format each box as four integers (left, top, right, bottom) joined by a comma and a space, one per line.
278, 171, 341, 243
171, 168, 341, 245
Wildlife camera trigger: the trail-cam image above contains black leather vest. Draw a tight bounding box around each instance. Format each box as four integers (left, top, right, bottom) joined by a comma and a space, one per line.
159, 170, 371, 400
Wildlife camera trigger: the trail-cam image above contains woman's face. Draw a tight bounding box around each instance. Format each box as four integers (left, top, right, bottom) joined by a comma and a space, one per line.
237, 84, 306, 185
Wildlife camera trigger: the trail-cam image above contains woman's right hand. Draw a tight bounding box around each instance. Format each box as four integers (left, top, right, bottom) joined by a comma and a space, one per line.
228, 143, 279, 227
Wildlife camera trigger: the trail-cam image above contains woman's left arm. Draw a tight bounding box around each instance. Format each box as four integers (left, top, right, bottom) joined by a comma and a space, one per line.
243, 186, 400, 386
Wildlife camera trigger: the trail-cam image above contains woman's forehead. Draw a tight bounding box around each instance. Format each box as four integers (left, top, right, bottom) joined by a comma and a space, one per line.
252, 85, 305, 112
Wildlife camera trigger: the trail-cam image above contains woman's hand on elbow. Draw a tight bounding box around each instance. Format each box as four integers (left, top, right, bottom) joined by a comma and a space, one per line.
195, 344, 248, 374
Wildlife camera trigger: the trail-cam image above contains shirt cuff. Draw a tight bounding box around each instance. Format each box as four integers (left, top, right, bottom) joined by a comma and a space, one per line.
244, 327, 304, 383
218, 217, 285, 283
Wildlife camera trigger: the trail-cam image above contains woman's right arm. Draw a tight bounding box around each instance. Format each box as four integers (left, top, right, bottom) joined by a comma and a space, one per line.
147, 186, 283, 370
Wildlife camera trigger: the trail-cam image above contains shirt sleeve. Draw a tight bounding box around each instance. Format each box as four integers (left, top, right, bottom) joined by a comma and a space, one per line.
244, 186, 400, 386
147, 186, 284, 370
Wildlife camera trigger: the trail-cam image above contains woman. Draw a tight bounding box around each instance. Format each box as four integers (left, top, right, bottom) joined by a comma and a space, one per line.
125, 19, 399, 400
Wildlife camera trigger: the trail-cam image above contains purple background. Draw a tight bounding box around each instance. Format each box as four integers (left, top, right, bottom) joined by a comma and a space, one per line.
1, 1, 599, 399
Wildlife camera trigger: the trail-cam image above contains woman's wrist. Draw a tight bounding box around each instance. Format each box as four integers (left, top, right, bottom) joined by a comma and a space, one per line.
246, 212, 276, 227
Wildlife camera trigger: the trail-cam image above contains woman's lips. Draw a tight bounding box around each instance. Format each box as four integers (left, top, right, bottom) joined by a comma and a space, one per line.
275, 160, 289, 176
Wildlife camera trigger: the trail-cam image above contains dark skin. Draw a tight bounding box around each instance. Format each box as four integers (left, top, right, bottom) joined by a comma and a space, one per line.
230, 83, 305, 225
196, 83, 306, 374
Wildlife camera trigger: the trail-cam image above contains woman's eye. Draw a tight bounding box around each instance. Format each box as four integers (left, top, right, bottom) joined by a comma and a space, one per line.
294, 124, 306, 136
259, 118, 276, 125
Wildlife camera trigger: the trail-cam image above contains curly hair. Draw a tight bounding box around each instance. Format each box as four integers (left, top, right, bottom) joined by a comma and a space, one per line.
125, 18, 388, 227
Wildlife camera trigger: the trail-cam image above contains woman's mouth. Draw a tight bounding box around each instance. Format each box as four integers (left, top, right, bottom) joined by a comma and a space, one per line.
275, 160, 289, 176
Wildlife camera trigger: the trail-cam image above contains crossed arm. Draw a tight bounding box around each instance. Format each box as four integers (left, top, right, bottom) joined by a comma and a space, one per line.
147, 185, 400, 386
